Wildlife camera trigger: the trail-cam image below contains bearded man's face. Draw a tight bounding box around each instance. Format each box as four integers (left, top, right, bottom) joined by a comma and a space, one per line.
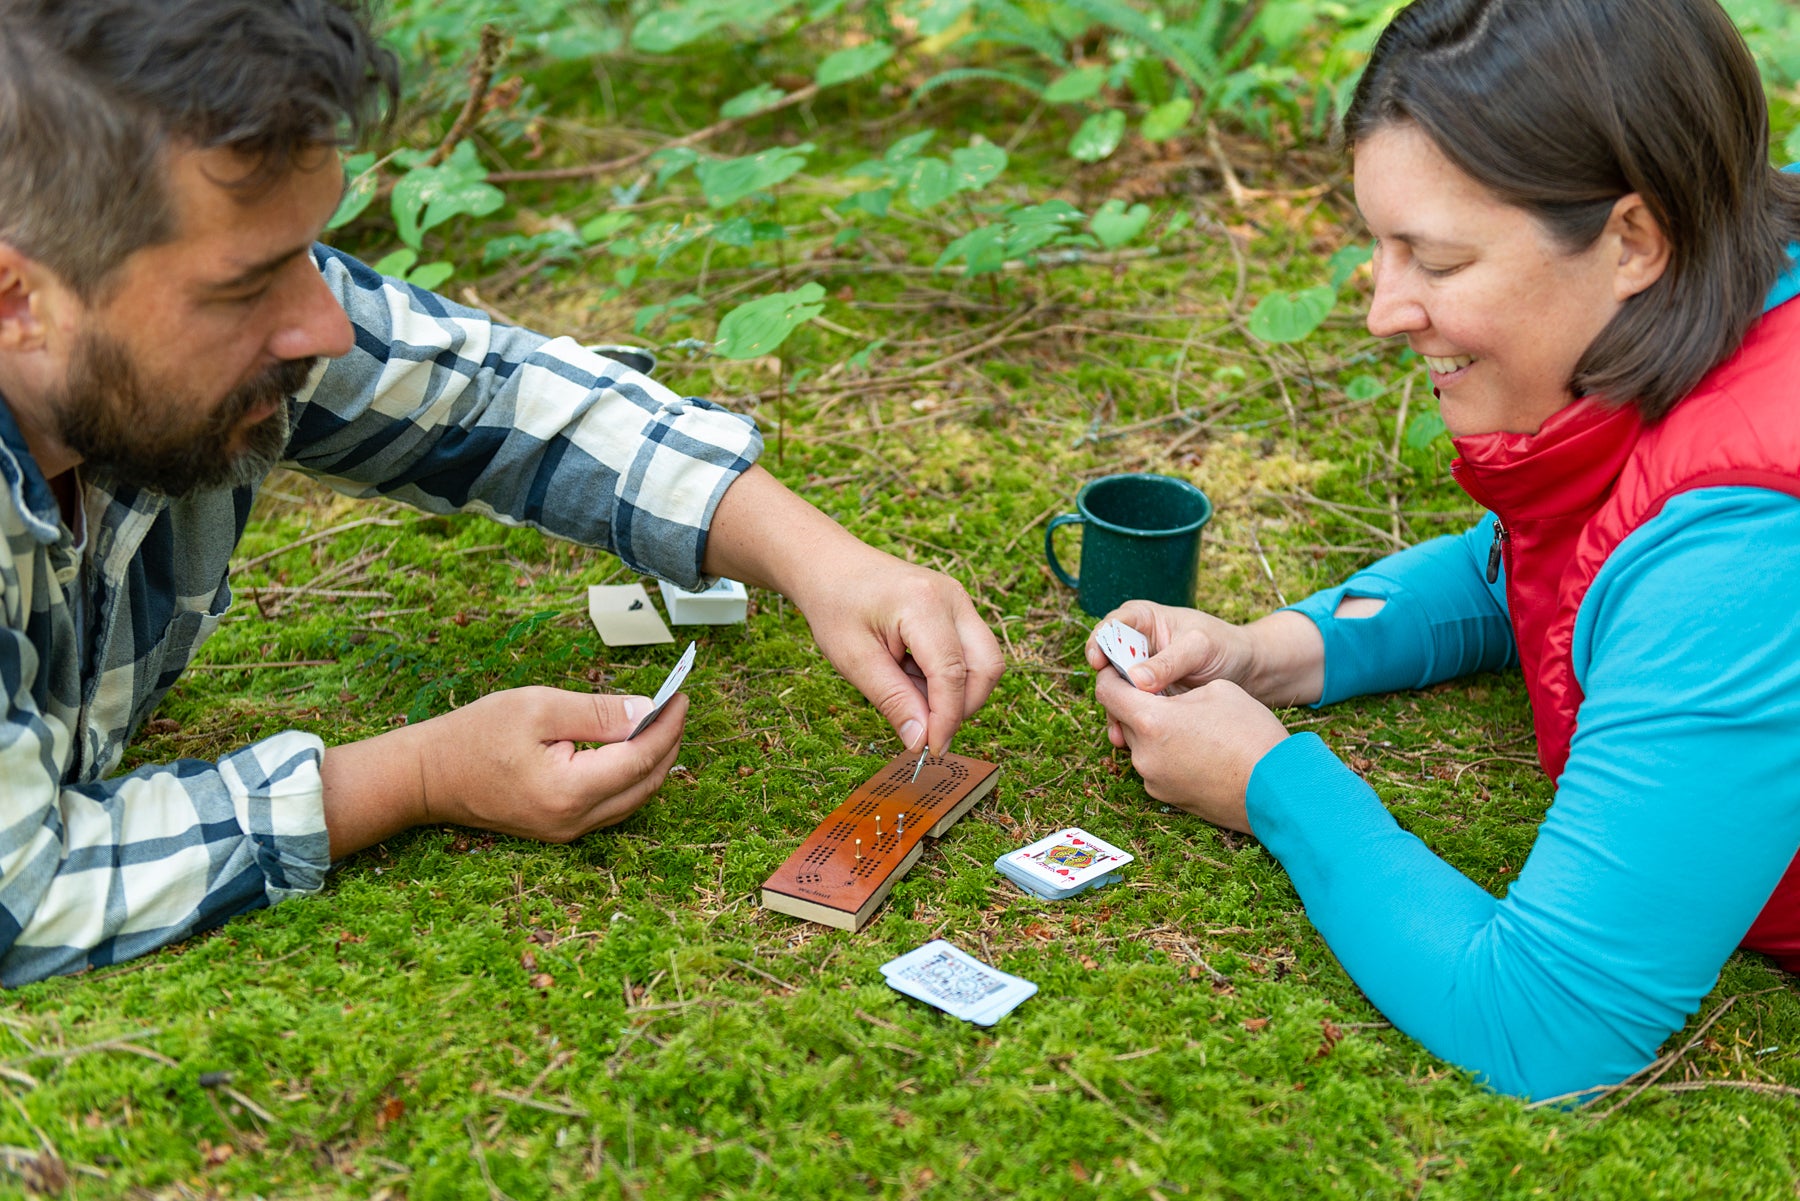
51, 326, 313, 497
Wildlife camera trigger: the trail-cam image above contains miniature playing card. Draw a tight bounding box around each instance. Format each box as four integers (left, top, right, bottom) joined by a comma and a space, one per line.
588, 583, 674, 647
628, 641, 697, 740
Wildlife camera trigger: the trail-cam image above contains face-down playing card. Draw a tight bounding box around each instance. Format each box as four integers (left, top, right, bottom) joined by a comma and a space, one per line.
881, 940, 1036, 1025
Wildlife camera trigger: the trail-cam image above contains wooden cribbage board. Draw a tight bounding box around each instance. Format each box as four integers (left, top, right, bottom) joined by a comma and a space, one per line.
761, 749, 999, 931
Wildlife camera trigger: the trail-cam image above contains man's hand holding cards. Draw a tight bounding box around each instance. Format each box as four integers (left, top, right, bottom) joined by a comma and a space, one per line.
628, 640, 697, 740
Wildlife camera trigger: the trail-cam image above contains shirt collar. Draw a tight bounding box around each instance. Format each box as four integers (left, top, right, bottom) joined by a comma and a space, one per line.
0, 390, 63, 545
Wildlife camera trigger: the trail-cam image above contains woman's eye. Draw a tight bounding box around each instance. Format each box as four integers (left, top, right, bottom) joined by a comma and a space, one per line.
1418, 262, 1463, 279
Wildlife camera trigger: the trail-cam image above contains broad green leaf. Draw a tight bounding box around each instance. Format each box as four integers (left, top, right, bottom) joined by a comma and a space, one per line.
816, 41, 894, 87
533, 24, 620, 60
406, 261, 455, 292
1343, 374, 1386, 402
650, 147, 701, 186
579, 212, 637, 243
1328, 242, 1375, 290
1406, 410, 1449, 450
1126, 56, 1171, 107
390, 143, 505, 250
695, 143, 813, 207
1255, 0, 1314, 49
837, 186, 894, 218
905, 0, 974, 36
906, 158, 956, 209
1141, 96, 1193, 142
1043, 65, 1107, 103
372, 248, 418, 277
614, 265, 638, 288
1247, 285, 1337, 343
710, 216, 760, 247
885, 130, 937, 163
1068, 109, 1126, 163
1003, 201, 1087, 257
328, 152, 378, 230
631, 7, 723, 52
948, 140, 1007, 192
1089, 199, 1151, 249
715, 283, 827, 358
720, 84, 786, 119
935, 225, 1008, 276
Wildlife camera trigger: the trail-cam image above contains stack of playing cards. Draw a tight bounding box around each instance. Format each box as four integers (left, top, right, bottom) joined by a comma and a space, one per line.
996, 827, 1135, 900
1094, 618, 1151, 683
881, 940, 1037, 1026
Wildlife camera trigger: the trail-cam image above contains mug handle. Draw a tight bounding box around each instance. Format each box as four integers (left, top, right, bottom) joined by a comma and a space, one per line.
1044, 513, 1084, 590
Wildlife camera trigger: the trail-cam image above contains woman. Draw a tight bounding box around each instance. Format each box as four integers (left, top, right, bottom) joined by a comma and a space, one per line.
1092, 0, 1800, 1101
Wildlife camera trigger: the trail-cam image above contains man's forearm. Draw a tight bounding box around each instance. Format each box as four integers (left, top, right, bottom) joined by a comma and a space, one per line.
701, 465, 871, 609
319, 723, 432, 859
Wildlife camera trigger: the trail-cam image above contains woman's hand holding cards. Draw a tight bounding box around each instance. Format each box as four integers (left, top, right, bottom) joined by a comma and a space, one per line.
1093, 671, 1286, 834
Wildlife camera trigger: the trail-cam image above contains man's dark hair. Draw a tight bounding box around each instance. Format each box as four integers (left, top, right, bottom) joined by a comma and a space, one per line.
1344, 0, 1800, 422
0, 0, 398, 299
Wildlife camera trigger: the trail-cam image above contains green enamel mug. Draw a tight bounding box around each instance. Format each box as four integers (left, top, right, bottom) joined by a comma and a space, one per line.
1045, 473, 1213, 617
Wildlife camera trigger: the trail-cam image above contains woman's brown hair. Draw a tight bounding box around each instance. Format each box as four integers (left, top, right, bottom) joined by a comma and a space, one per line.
1344, 0, 1800, 421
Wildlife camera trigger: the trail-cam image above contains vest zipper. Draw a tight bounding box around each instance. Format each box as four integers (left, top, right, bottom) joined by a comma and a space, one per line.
1486, 518, 1509, 584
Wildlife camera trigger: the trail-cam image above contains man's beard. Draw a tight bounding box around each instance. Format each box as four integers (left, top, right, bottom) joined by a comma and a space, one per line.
52, 329, 315, 498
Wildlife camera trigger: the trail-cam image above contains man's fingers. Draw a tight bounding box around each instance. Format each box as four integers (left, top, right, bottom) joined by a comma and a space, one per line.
520, 685, 654, 745
565, 724, 686, 836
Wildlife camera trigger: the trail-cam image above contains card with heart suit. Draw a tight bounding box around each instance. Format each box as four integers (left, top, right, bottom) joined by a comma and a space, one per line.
1095, 619, 1150, 681
1002, 827, 1134, 893
588, 583, 675, 647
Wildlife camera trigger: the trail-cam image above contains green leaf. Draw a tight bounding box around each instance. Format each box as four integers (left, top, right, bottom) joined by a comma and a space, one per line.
651, 147, 701, 186
406, 261, 455, 291
1141, 96, 1193, 142
1343, 374, 1386, 402
1068, 109, 1126, 163
935, 225, 1008, 276
1328, 242, 1375, 291
948, 140, 1007, 192
885, 130, 937, 163
1043, 65, 1107, 103
1406, 411, 1449, 450
695, 143, 813, 207
372, 248, 418, 277
631, 7, 724, 53
837, 186, 895, 218
1089, 199, 1151, 249
633, 292, 703, 335
1247, 285, 1337, 343
715, 283, 827, 358
905, 158, 955, 209
816, 41, 894, 87
904, 0, 974, 36
720, 84, 787, 119
328, 152, 379, 231
1255, 0, 1314, 49
533, 23, 621, 60
1002, 201, 1088, 257
390, 143, 505, 250
579, 212, 637, 243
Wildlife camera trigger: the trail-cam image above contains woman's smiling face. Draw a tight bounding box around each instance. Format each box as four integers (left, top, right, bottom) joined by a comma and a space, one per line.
1353, 122, 1653, 439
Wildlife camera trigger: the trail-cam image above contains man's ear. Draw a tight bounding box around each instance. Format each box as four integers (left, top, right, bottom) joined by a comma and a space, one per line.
1608, 193, 1671, 302
0, 243, 58, 354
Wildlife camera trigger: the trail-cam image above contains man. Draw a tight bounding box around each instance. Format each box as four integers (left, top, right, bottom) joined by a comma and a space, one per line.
0, 0, 1004, 984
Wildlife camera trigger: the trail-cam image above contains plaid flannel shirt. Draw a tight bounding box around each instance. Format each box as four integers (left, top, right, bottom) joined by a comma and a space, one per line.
0, 245, 762, 985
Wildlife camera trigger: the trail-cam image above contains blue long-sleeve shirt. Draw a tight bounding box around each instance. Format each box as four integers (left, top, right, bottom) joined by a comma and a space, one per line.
1250, 253, 1800, 1101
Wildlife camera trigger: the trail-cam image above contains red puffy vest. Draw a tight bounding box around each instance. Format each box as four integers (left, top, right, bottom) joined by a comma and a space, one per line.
1448, 298, 1800, 967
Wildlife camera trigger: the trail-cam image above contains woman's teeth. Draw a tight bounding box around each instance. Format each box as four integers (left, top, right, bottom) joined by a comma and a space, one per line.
1424, 354, 1476, 374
